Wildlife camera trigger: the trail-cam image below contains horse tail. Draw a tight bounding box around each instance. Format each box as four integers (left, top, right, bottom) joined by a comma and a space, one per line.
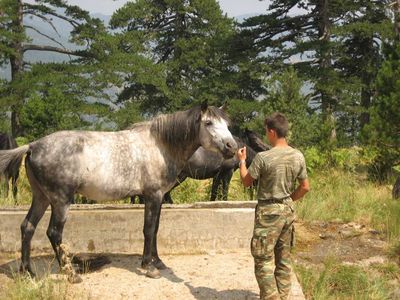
0, 145, 29, 175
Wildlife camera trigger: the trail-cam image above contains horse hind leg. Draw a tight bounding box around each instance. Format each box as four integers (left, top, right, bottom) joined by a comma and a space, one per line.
12, 173, 19, 200
20, 194, 49, 276
1, 172, 10, 198
46, 201, 82, 283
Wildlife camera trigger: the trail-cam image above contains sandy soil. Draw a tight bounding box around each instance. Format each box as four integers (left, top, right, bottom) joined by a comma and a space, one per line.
0, 221, 390, 300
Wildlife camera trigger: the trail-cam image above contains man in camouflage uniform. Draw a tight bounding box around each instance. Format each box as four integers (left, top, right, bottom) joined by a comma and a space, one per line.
237, 113, 310, 300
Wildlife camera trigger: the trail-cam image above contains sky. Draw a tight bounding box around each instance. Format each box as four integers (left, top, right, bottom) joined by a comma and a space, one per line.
60, 0, 269, 17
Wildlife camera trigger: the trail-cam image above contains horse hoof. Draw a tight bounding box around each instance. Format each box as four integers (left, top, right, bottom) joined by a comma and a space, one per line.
68, 273, 83, 284
19, 265, 36, 278
145, 265, 161, 279
153, 259, 167, 270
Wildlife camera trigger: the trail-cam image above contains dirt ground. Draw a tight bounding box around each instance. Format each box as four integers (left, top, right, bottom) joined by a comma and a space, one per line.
0, 220, 391, 300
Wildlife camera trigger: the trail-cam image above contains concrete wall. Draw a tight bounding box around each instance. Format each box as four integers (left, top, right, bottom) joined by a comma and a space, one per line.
0, 202, 256, 255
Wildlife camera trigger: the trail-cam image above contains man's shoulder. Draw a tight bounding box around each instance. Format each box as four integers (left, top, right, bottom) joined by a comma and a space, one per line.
289, 147, 305, 158
254, 147, 305, 163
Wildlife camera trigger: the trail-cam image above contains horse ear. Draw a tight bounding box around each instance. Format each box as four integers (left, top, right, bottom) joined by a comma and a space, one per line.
219, 101, 228, 111
201, 101, 208, 113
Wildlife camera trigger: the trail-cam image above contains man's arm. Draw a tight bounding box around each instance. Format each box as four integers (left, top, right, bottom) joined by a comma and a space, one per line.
290, 178, 310, 201
239, 161, 255, 187
237, 147, 255, 187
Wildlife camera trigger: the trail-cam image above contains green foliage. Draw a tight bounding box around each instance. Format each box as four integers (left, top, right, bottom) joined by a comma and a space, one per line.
0, 0, 109, 136
240, 0, 392, 149
372, 262, 400, 281
225, 98, 263, 134
110, 0, 263, 116
20, 90, 83, 140
364, 43, 400, 181
388, 240, 400, 265
0, 112, 10, 133
170, 178, 209, 204
330, 147, 365, 172
260, 68, 320, 147
303, 147, 329, 174
296, 169, 400, 242
111, 101, 144, 130
15, 136, 28, 146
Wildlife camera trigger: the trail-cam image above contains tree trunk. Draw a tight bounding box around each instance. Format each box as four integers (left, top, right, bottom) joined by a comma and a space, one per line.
394, 0, 400, 40
360, 74, 372, 130
316, 0, 336, 142
9, 0, 24, 137
393, 176, 400, 199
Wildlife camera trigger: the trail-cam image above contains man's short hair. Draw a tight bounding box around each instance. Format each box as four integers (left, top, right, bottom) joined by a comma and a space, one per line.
264, 113, 289, 138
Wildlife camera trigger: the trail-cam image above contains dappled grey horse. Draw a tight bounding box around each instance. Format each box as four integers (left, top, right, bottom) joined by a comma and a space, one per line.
0, 133, 21, 199
0, 103, 237, 282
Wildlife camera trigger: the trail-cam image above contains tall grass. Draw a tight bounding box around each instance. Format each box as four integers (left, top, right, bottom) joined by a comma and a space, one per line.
1, 274, 68, 300
295, 258, 398, 300
169, 171, 254, 203
296, 169, 400, 241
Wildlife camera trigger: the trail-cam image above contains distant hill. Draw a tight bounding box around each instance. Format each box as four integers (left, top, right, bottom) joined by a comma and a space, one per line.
0, 13, 111, 80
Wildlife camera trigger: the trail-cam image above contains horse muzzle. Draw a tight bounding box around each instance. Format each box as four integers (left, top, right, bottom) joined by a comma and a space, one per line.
221, 140, 238, 159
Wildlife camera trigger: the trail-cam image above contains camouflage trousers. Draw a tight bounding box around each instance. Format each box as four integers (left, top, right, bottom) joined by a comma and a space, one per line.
251, 200, 295, 300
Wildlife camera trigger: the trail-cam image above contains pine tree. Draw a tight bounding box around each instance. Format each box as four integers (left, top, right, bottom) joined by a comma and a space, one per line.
110, 0, 264, 115
240, 0, 392, 147
0, 0, 106, 136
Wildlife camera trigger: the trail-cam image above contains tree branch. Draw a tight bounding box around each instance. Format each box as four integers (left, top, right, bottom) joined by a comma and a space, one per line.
22, 44, 90, 58
23, 3, 81, 28
24, 25, 67, 50
24, 11, 61, 37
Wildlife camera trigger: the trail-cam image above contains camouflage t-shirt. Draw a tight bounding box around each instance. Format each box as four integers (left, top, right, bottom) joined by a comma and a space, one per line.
248, 146, 308, 200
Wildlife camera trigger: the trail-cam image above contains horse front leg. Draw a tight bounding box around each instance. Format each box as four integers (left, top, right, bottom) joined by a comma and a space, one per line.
142, 194, 163, 278
210, 173, 222, 201
222, 169, 234, 201
151, 203, 167, 270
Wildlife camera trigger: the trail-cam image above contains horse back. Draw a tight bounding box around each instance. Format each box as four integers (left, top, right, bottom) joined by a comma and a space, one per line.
27, 130, 178, 201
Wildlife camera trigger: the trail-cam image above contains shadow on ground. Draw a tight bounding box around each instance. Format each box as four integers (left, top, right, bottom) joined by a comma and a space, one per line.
185, 282, 258, 300
0, 253, 184, 283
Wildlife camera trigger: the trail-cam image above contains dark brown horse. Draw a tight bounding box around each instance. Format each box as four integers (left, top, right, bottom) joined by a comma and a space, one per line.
0, 133, 21, 199
131, 129, 269, 203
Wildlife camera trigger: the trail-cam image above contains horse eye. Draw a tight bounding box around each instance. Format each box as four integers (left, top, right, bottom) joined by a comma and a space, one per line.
205, 120, 213, 126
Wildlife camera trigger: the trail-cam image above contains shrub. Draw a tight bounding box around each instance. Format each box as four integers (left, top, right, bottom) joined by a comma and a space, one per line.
303, 147, 328, 174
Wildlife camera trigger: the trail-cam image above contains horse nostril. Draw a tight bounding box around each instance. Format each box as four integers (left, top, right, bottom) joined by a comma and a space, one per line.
226, 142, 232, 149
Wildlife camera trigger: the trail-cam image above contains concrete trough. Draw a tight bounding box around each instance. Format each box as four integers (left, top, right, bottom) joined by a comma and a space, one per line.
0, 201, 257, 255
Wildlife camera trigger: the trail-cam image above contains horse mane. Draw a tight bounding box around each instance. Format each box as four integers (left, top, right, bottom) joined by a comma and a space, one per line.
150, 105, 229, 146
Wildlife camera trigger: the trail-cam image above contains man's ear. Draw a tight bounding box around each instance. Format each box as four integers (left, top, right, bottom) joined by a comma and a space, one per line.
201, 101, 208, 113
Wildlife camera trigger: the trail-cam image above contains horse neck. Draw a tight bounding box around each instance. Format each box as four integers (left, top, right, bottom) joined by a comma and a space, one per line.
150, 108, 202, 167
246, 145, 257, 166
235, 137, 257, 167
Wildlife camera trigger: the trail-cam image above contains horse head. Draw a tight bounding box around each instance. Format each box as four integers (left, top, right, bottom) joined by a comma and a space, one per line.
198, 102, 237, 159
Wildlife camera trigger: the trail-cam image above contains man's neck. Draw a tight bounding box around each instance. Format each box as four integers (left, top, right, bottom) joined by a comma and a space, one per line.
272, 138, 288, 148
